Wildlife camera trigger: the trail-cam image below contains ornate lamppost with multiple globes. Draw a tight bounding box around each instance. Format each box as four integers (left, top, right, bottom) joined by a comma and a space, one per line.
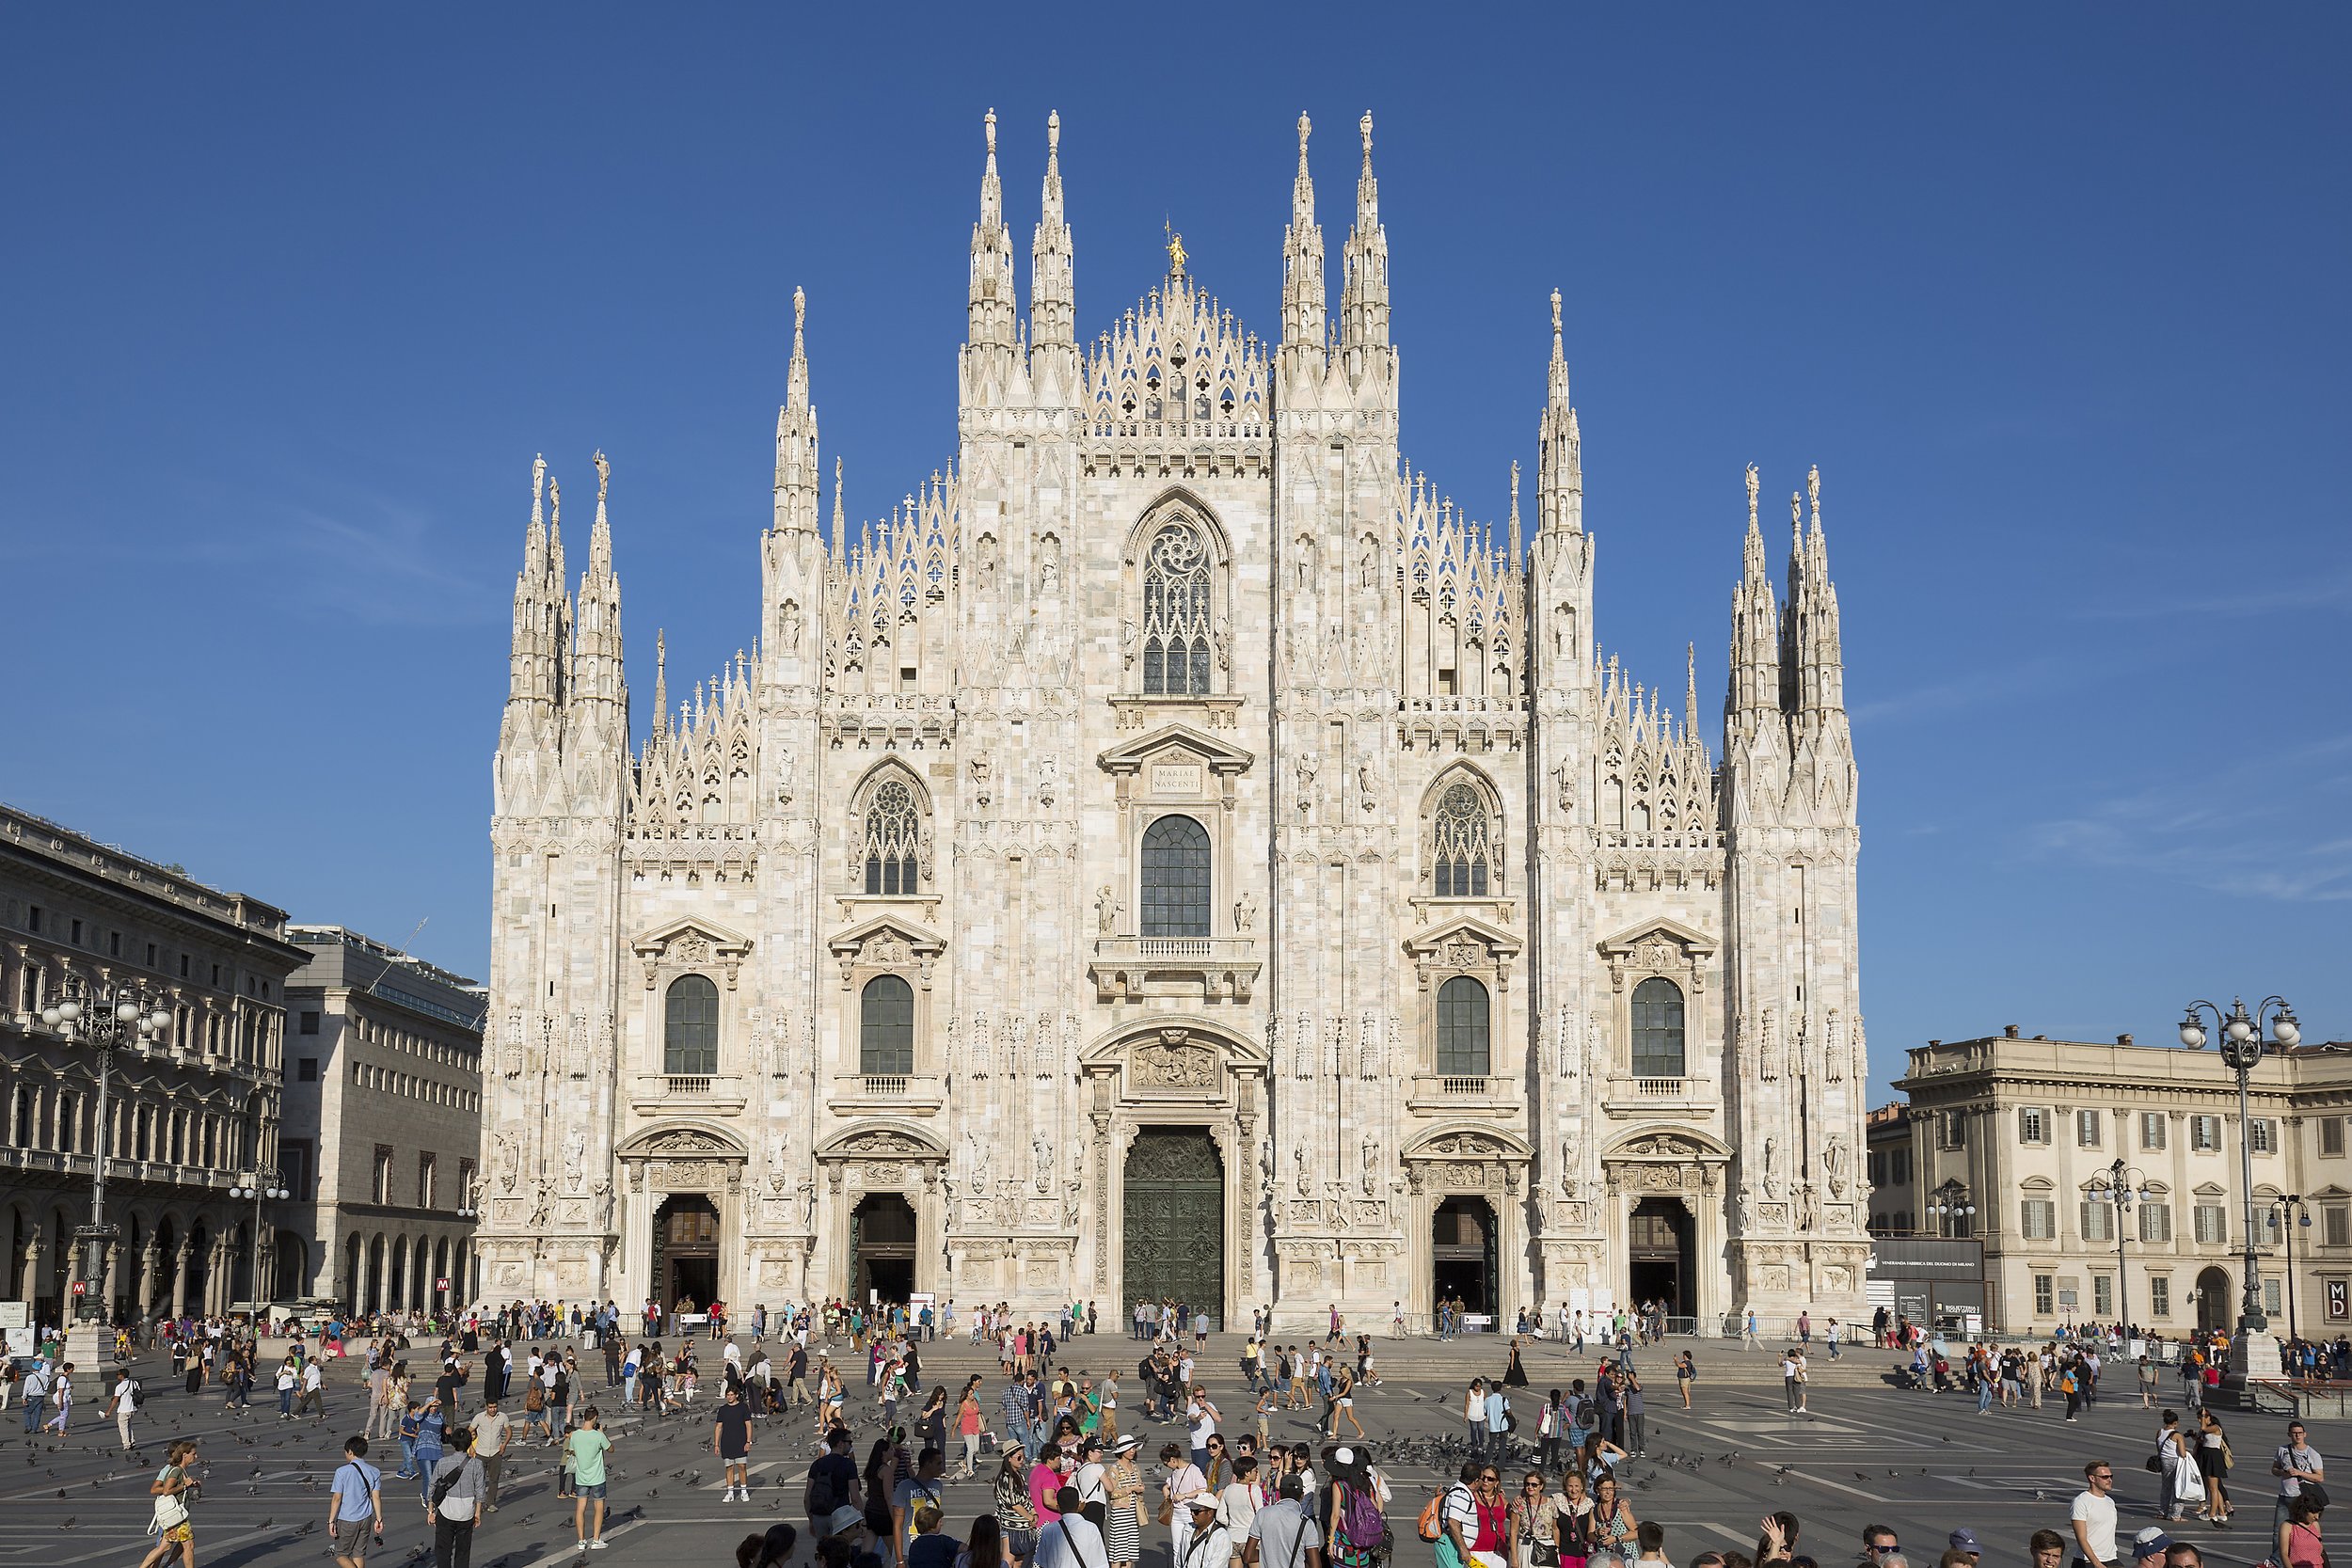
2181, 994, 2299, 1379
229, 1166, 288, 1307
40, 976, 172, 1344
2087, 1159, 2151, 1332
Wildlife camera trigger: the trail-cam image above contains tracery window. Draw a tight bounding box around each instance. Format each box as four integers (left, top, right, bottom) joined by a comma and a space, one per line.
1432, 784, 1491, 897
1630, 976, 1685, 1078
861, 776, 922, 895
1139, 814, 1212, 938
664, 974, 720, 1075
1436, 975, 1491, 1076
1140, 521, 1213, 696
858, 974, 914, 1076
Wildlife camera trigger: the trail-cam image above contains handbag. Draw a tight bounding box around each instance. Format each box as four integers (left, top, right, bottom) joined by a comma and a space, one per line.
1159, 1497, 1175, 1527
2304, 1483, 2331, 1512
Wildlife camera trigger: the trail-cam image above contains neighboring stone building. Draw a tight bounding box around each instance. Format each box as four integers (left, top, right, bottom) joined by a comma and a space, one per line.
0, 802, 309, 1322
1897, 1028, 2352, 1337
476, 112, 1870, 1329
1865, 1101, 1918, 1235
282, 926, 485, 1315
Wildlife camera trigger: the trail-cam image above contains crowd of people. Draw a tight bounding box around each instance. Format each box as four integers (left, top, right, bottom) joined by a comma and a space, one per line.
7, 1294, 2346, 1568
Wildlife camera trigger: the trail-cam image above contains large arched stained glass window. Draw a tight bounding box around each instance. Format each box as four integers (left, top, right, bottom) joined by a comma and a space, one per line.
1139, 815, 1212, 938
859, 974, 914, 1076
862, 776, 922, 895
1631, 976, 1686, 1077
1140, 522, 1213, 696
1437, 975, 1491, 1076
664, 974, 720, 1075
1432, 783, 1492, 897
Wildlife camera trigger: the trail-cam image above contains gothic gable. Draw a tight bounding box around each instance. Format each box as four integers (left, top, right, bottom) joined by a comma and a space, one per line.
814, 1121, 949, 1163
615, 1122, 749, 1162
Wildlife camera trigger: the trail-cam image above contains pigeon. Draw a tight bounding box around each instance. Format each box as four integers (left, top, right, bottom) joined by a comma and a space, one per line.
58, 1519, 76, 1530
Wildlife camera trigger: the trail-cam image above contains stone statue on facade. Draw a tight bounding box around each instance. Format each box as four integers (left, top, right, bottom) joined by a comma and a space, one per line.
1234, 893, 1258, 932
1095, 885, 1119, 935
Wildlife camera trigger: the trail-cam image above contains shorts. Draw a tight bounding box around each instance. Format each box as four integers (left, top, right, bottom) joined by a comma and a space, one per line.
161, 1524, 194, 1544
577, 1482, 607, 1499
332, 1522, 373, 1561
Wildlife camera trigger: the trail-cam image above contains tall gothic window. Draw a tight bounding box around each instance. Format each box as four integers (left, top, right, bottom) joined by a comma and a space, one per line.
862, 775, 921, 895
1630, 976, 1686, 1078
1139, 814, 1212, 938
1432, 784, 1492, 897
858, 974, 914, 1076
664, 974, 720, 1075
1437, 975, 1491, 1076
1140, 521, 1213, 696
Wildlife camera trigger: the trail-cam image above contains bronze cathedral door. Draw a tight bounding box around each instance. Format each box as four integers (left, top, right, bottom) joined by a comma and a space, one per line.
1121, 1128, 1224, 1326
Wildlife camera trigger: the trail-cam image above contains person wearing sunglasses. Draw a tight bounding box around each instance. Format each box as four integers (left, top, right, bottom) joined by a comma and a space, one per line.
2072, 1462, 2120, 1568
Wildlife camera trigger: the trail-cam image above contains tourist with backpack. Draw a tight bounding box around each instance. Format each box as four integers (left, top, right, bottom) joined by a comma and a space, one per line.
108, 1366, 144, 1455
425, 1426, 486, 1568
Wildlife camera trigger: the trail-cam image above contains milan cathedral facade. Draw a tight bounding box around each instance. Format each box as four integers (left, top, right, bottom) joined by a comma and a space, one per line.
475, 111, 1869, 1330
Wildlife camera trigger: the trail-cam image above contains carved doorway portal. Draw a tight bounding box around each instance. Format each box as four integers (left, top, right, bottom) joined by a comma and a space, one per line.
851, 1194, 918, 1304
1628, 1196, 1693, 1319
1433, 1196, 1497, 1313
1122, 1129, 1224, 1327
655, 1194, 721, 1312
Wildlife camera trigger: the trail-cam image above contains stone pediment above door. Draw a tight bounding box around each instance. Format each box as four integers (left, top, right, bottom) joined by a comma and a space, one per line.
630, 917, 754, 989
1597, 918, 1717, 966
826, 915, 946, 988
1403, 914, 1522, 990
1097, 723, 1255, 789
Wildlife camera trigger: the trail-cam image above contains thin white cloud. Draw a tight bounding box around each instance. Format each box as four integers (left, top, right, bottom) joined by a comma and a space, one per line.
2027, 735, 2352, 903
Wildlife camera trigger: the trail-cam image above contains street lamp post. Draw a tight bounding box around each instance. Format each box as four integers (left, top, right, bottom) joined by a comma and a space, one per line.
2273, 1194, 2312, 1349
40, 976, 172, 1333
1928, 1196, 1978, 1239
2182, 994, 2299, 1379
229, 1167, 289, 1306
2089, 1158, 2150, 1332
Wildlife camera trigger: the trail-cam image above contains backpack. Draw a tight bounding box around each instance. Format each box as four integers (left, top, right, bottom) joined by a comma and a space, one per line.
1416, 1492, 1446, 1544
524, 1381, 546, 1413
806, 1456, 850, 1516
129, 1381, 146, 1409
1339, 1482, 1391, 1555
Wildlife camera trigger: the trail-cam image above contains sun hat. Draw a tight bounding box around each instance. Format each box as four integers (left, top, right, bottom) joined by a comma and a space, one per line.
825, 1506, 867, 1538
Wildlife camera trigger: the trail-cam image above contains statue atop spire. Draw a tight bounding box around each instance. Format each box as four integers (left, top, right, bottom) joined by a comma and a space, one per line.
965, 107, 1017, 383
1280, 111, 1327, 354
773, 287, 820, 534
1338, 110, 1390, 354
1165, 221, 1187, 277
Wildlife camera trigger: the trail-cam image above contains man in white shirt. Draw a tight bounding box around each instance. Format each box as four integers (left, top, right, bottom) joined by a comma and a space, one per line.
1181, 1495, 1232, 1568
2071, 1460, 2120, 1568
1038, 1485, 1111, 1568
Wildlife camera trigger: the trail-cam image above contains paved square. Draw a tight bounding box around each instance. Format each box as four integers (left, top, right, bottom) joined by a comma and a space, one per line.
1, 1337, 2337, 1568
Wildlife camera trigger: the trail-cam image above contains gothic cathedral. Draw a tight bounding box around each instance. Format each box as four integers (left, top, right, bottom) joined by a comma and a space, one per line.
477, 112, 1868, 1331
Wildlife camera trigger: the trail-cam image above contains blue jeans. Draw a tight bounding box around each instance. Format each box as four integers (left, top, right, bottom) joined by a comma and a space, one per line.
22, 1396, 40, 1433
1978, 1378, 1994, 1413
414, 1452, 442, 1503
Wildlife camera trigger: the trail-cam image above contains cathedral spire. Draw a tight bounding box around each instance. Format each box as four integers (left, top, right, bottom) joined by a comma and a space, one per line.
1791, 465, 1846, 720
1028, 110, 1075, 355
1280, 112, 1327, 354
1337, 110, 1390, 354
772, 287, 821, 535
1534, 291, 1582, 535
1507, 460, 1522, 562
651, 627, 668, 739
507, 455, 562, 711
1726, 462, 1784, 742
965, 108, 1017, 369
570, 449, 626, 719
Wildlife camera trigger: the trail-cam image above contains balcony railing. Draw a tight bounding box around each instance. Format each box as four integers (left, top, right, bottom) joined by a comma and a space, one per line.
665, 1074, 714, 1096
1632, 1076, 1691, 1098
861, 1075, 908, 1096
1440, 1076, 1493, 1096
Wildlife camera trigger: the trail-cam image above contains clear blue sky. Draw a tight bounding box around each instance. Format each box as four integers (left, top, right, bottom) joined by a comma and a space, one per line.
4, 8, 2345, 1093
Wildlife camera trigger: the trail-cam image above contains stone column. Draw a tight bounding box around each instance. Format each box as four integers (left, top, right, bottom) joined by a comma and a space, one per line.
102, 1241, 121, 1321
139, 1245, 161, 1317
169, 1243, 190, 1318
18, 1240, 42, 1307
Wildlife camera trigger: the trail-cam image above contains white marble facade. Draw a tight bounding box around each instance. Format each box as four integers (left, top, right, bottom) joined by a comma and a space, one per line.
474, 112, 1868, 1331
